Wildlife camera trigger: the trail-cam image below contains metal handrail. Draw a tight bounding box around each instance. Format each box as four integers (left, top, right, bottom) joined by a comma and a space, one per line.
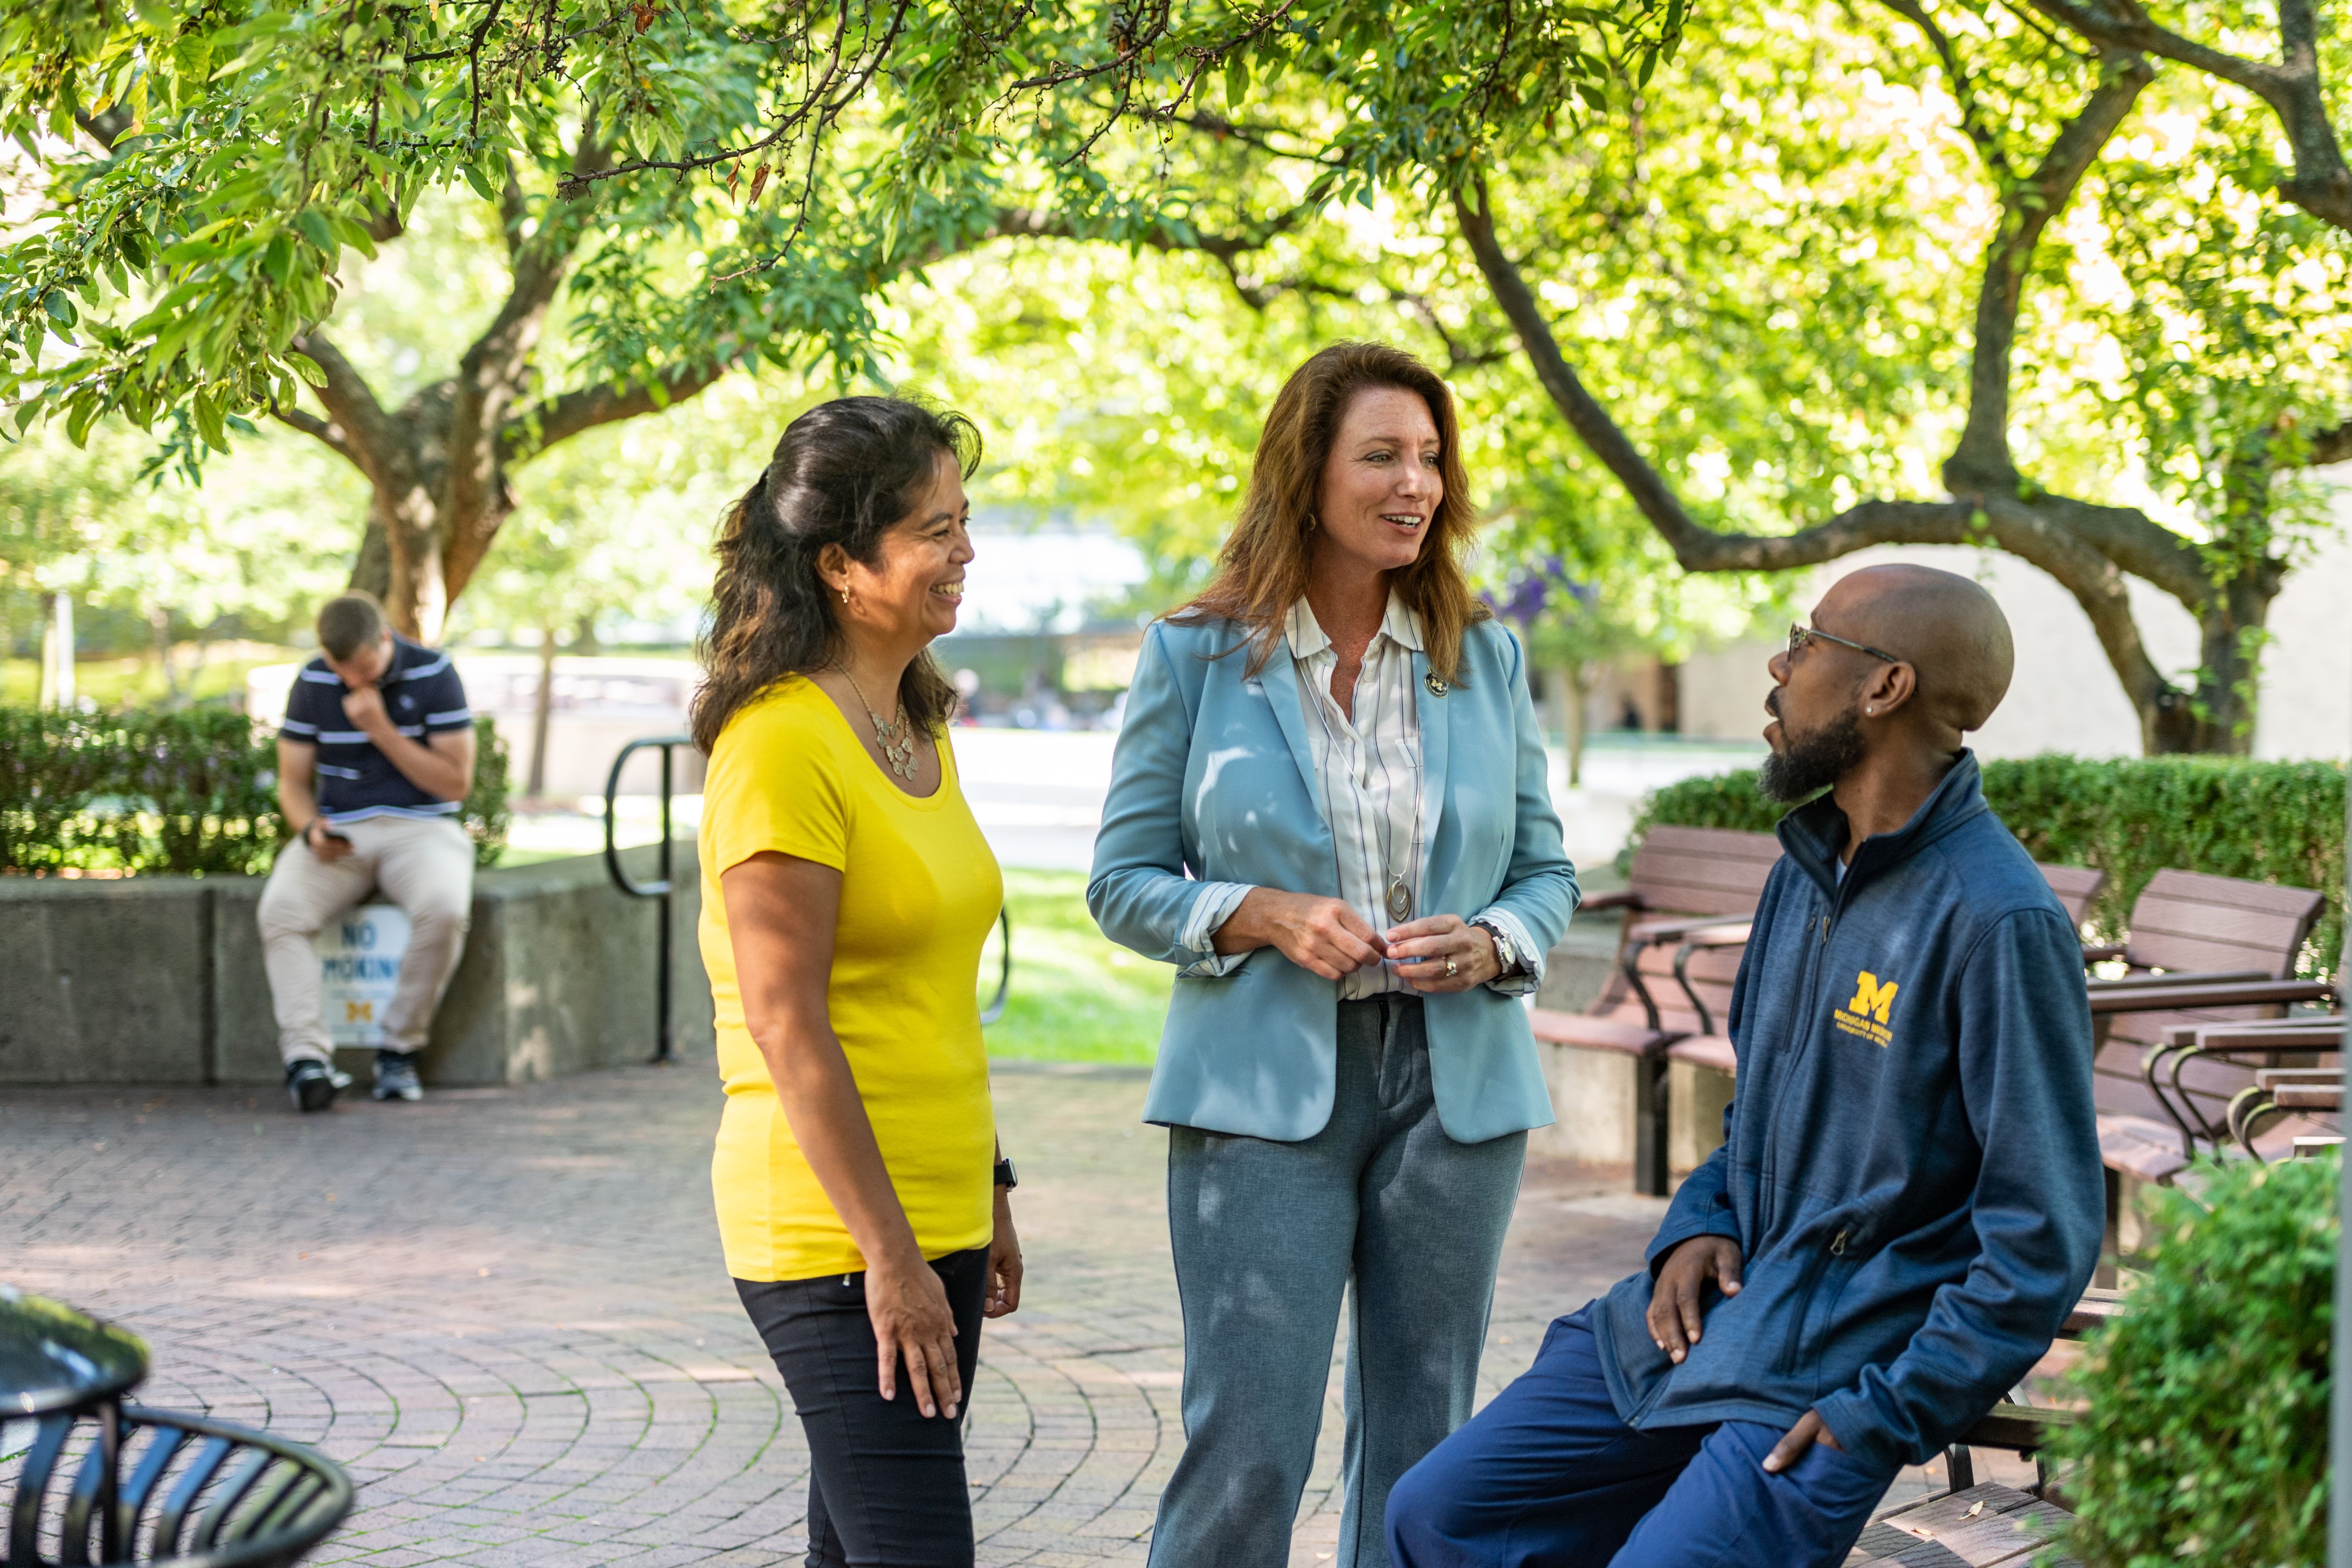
602, 734, 1014, 1045
603, 735, 691, 1064
981, 907, 1012, 1027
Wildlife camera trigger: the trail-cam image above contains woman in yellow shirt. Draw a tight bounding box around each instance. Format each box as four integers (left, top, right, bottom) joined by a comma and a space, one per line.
692, 396, 1020, 1568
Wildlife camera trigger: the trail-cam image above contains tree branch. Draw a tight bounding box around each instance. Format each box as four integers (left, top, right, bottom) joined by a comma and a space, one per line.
2027, 0, 2352, 230
1941, 48, 2151, 489
1454, 181, 1978, 569
2307, 418, 2352, 468
72, 107, 135, 153
269, 403, 356, 464
1980, 492, 2179, 743
287, 329, 399, 485
979, 201, 1306, 264
499, 361, 731, 464
444, 135, 616, 578
1874, 0, 2013, 177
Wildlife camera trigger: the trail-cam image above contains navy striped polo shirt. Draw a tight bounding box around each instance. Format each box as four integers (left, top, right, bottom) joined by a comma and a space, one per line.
279, 637, 474, 823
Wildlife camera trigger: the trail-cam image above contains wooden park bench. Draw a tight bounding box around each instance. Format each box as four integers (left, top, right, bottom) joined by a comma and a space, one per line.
1622, 863, 2330, 1274
1841, 1284, 2124, 1564
2082, 871, 2332, 1208
2125, 1016, 2344, 1166
1528, 824, 1783, 1194
1850, 1482, 2077, 1567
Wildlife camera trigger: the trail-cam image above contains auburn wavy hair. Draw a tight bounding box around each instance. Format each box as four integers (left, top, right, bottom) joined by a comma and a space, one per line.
692, 397, 981, 753
1173, 341, 1486, 681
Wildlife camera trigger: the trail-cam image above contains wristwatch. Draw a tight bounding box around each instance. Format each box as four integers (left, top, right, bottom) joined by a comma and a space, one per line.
994, 1158, 1019, 1190
1470, 919, 1520, 978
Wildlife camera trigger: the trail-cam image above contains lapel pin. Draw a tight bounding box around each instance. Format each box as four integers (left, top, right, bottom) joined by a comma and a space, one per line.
1424, 673, 1449, 697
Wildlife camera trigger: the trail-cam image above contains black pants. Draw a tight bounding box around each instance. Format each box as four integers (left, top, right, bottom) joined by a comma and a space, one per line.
736, 1247, 990, 1568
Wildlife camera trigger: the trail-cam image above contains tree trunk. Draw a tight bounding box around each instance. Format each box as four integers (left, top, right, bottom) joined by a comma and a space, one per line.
39, 593, 74, 710
527, 623, 558, 799
2147, 572, 2277, 755
149, 607, 182, 706
1551, 662, 1592, 788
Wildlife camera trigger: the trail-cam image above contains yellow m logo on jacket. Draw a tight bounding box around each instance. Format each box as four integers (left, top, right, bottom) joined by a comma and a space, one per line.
1849, 972, 1900, 1024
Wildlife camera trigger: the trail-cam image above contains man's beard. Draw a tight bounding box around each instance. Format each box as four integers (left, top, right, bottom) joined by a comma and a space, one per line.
1760, 703, 1868, 802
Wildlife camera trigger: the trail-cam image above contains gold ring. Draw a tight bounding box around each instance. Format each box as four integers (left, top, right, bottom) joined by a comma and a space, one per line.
1445, 955, 1458, 978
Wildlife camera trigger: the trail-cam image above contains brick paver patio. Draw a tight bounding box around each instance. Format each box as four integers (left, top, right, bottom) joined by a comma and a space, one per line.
2, 1059, 1959, 1565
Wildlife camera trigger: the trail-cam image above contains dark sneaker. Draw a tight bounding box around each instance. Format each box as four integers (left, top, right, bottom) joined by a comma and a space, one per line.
372, 1051, 423, 1103
287, 1059, 338, 1113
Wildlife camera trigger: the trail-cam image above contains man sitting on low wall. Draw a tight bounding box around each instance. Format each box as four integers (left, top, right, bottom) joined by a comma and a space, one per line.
1384, 565, 2105, 1567
261, 592, 478, 1112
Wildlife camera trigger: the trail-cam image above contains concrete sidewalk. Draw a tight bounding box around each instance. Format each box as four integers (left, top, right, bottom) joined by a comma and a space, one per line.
1, 1059, 1954, 1565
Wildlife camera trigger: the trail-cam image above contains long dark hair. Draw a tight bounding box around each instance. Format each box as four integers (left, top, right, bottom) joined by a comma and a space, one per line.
1174, 341, 1485, 681
693, 396, 982, 752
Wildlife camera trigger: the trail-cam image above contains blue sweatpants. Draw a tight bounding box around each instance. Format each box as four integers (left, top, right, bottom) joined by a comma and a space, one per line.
1385, 1309, 1897, 1568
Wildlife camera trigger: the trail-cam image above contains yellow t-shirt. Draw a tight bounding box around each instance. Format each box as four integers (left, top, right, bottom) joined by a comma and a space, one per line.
698, 678, 1003, 1282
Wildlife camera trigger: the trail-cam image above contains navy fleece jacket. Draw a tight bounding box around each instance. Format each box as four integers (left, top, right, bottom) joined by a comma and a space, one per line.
1591, 753, 2104, 1470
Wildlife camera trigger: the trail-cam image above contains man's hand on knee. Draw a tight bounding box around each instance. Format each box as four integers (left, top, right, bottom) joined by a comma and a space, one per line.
1762, 1408, 1842, 1473
1644, 1235, 1742, 1364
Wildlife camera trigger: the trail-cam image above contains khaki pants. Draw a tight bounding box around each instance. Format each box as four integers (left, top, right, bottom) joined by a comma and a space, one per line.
258, 815, 475, 1066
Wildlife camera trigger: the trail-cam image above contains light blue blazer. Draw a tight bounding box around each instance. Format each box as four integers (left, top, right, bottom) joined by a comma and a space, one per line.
1087, 613, 1579, 1143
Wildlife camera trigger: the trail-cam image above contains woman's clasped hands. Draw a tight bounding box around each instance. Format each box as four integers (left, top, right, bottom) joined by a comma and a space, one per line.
1212, 887, 1501, 992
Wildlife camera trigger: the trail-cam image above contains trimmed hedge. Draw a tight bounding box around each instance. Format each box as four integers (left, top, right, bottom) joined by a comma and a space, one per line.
2048, 1154, 2335, 1566
0, 706, 511, 875
1629, 756, 2345, 978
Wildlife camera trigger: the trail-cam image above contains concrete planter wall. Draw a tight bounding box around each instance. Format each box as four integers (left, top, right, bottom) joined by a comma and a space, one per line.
0, 847, 712, 1087
1530, 921, 1734, 1178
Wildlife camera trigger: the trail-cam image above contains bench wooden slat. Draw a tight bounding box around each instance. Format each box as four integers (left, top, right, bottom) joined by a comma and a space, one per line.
1665, 1035, 1738, 1073
1958, 1402, 2072, 1453
2061, 1288, 2125, 1335
2097, 1114, 2189, 1181
2124, 871, 2324, 978
2258, 1066, 2343, 1089
2169, 1019, 2343, 1049
2124, 929, 2302, 978
2037, 864, 2106, 926
1528, 1008, 1665, 1057
1931, 1500, 2072, 1565
2136, 868, 2329, 919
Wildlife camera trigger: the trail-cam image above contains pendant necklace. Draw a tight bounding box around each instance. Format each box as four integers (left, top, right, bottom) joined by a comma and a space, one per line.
839, 667, 921, 781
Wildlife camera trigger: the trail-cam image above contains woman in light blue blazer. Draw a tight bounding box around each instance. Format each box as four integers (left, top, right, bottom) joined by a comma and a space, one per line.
1088, 342, 1578, 1568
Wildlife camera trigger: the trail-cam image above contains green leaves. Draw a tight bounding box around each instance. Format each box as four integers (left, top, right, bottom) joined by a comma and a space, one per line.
2049, 1155, 2336, 1568
0, 706, 512, 872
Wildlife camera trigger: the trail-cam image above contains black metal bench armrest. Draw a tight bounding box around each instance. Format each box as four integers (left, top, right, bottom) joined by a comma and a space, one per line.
1668, 927, 1755, 1036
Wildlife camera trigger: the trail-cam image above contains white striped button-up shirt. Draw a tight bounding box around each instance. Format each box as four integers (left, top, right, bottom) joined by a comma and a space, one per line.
1178, 594, 1540, 997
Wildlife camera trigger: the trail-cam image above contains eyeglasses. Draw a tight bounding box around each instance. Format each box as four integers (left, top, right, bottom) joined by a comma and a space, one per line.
1788, 623, 1902, 665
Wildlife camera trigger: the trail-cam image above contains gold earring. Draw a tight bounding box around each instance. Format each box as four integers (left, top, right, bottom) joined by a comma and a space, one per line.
839, 586, 851, 606
1306, 512, 1319, 533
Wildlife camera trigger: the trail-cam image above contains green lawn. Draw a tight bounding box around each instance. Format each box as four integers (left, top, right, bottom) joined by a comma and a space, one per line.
981, 868, 1169, 1065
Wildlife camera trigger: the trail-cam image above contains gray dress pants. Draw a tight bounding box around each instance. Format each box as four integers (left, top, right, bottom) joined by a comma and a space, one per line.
1148, 994, 1527, 1568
